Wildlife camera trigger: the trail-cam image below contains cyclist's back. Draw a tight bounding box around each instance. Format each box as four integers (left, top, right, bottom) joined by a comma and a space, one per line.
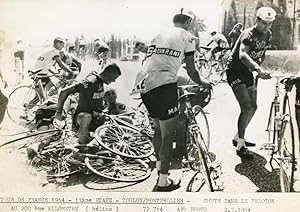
31, 46, 60, 75
141, 26, 197, 93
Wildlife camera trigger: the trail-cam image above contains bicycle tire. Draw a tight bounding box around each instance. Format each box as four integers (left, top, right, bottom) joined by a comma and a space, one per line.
279, 115, 295, 192
194, 106, 210, 151
186, 128, 214, 192
84, 154, 151, 182
7, 85, 42, 126
186, 171, 206, 192
94, 124, 154, 159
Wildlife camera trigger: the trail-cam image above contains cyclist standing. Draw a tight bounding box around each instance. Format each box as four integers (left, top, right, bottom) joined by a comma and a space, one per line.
134, 9, 210, 191
225, 7, 275, 159
13, 40, 25, 82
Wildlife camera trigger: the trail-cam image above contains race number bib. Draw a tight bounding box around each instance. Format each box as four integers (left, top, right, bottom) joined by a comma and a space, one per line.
130, 71, 148, 95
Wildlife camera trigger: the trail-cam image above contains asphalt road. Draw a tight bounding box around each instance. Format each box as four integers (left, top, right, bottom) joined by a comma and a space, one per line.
0, 58, 299, 192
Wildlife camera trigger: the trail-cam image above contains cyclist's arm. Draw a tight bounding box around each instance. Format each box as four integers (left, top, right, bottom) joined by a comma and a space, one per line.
185, 54, 202, 85
239, 41, 261, 72
54, 56, 73, 74
55, 85, 78, 120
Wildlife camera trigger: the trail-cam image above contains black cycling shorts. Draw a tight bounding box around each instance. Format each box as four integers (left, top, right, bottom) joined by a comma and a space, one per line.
141, 83, 179, 120
14, 51, 24, 60
226, 68, 254, 89
35, 103, 56, 129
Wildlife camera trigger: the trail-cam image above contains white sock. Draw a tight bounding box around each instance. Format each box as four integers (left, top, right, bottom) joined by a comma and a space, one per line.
156, 161, 161, 172
158, 174, 169, 187
237, 138, 246, 150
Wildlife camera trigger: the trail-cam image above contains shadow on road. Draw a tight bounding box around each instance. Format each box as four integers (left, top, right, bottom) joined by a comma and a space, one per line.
235, 152, 280, 192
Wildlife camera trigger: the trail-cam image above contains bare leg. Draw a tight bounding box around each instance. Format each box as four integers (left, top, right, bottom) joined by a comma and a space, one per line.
76, 112, 92, 144
232, 84, 252, 143
159, 115, 177, 175
152, 118, 161, 161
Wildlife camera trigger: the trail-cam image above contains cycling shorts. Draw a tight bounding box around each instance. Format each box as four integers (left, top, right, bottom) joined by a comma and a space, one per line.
14, 51, 24, 60
226, 68, 254, 89
141, 83, 179, 120
35, 102, 56, 129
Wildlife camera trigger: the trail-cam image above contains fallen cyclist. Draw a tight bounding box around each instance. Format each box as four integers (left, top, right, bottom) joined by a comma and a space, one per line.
53, 63, 121, 144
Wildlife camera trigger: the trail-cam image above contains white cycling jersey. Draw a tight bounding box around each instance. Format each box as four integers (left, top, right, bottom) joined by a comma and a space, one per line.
139, 26, 196, 93
31, 47, 60, 75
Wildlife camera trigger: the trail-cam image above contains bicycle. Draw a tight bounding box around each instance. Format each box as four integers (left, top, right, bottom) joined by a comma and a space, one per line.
261, 71, 298, 192
178, 85, 223, 192
6, 63, 79, 126
1, 127, 152, 182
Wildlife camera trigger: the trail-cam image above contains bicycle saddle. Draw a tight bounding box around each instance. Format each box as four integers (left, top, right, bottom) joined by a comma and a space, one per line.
280, 77, 300, 92
178, 91, 197, 101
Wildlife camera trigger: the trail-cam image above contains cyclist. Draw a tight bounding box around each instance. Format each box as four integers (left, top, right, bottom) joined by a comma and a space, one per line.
206, 31, 229, 61
30, 37, 74, 98
133, 8, 210, 192
103, 88, 128, 115
135, 41, 148, 53
228, 23, 243, 49
53, 63, 121, 144
225, 7, 275, 159
0, 69, 8, 126
13, 40, 25, 82
77, 35, 86, 60
94, 42, 110, 70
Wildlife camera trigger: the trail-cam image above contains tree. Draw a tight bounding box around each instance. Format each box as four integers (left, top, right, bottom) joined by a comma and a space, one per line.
189, 17, 206, 37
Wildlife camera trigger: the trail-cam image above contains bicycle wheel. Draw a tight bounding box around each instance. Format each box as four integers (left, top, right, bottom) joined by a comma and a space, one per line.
94, 124, 154, 159
29, 146, 80, 178
186, 128, 214, 192
85, 153, 151, 182
194, 105, 210, 151
7, 85, 42, 125
279, 115, 295, 192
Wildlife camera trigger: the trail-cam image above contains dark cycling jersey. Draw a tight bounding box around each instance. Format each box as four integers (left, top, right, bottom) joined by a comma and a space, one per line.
227, 26, 272, 71
75, 72, 105, 115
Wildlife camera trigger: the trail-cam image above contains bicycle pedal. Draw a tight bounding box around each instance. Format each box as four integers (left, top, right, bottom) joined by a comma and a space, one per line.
260, 143, 276, 150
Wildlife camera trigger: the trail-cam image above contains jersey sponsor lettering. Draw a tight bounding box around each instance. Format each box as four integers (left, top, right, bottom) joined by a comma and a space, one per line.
167, 104, 179, 115
249, 50, 265, 59
93, 92, 103, 99
146, 45, 181, 58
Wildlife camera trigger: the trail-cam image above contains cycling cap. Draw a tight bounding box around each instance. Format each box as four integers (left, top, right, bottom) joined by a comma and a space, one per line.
174, 8, 195, 19
256, 7, 276, 22
54, 37, 65, 43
